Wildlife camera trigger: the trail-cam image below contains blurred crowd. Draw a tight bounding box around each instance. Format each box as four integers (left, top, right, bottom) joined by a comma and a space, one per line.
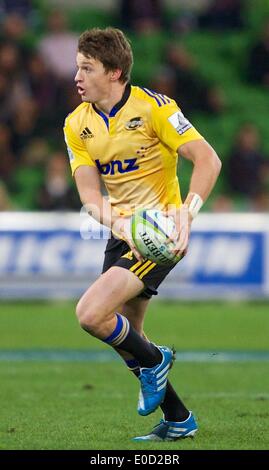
119, 0, 245, 33
0, 0, 268, 212
0, 1, 81, 211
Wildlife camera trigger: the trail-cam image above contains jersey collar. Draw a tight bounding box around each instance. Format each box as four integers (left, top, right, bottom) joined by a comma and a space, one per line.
92, 83, 131, 128
109, 82, 131, 117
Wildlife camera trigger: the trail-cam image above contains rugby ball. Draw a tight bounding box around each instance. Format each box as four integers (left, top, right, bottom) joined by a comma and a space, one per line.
131, 209, 180, 265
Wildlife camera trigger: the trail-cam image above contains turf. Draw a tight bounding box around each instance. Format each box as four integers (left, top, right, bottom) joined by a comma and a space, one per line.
0, 299, 269, 350
0, 300, 268, 450
0, 361, 268, 450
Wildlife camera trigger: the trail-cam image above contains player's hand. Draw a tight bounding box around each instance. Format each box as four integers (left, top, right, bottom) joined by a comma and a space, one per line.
112, 217, 145, 262
164, 204, 192, 257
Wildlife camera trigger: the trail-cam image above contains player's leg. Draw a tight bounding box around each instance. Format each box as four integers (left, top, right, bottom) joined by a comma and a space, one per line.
76, 266, 144, 338
118, 297, 190, 420
98, 236, 197, 434
76, 265, 172, 370
117, 297, 197, 441
76, 265, 174, 415
114, 296, 148, 373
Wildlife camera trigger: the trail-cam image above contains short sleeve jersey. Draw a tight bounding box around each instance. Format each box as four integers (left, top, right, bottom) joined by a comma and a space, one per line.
64, 85, 203, 216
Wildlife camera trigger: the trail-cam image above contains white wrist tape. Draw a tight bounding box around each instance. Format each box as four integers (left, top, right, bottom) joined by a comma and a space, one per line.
188, 193, 203, 219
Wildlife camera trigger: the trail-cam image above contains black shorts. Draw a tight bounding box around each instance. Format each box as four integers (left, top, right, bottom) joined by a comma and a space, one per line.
102, 234, 178, 299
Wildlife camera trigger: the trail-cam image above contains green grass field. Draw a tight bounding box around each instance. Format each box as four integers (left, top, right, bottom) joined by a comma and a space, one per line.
0, 300, 268, 450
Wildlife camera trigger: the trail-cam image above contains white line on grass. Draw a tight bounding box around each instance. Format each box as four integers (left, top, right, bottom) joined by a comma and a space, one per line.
0, 349, 268, 362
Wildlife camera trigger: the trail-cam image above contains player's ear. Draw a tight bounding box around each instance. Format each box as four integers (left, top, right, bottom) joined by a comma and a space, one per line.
110, 69, 122, 81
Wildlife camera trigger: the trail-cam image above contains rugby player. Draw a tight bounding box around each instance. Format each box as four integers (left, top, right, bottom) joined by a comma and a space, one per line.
64, 27, 221, 441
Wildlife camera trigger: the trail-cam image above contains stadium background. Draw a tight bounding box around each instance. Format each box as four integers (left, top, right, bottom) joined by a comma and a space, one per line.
0, 0, 269, 451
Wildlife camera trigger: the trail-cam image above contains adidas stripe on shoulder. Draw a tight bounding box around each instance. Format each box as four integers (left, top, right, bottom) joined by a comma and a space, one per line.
140, 87, 171, 107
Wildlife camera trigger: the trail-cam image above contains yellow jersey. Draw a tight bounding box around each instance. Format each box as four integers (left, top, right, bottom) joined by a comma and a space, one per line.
64, 84, 203, 216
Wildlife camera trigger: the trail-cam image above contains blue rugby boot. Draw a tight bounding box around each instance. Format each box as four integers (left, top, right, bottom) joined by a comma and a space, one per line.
137, 346, 175, 416
133, 412, 198, 441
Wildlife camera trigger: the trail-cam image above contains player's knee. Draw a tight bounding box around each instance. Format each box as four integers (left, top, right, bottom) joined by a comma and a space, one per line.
77, 310, 100, 334
76, 300, 102, 333
76, 300, 92, 330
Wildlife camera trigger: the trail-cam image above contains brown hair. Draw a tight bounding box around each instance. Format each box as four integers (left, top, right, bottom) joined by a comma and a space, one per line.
78, 27, 133, 83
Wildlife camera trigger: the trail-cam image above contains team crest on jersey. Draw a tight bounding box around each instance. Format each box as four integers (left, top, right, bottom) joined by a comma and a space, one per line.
125, 117, 143, 130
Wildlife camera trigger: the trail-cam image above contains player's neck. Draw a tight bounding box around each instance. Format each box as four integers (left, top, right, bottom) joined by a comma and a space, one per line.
94, 82, 128, 116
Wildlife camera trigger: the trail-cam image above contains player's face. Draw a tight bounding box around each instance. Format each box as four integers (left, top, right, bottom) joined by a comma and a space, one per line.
75, 53, 112, 103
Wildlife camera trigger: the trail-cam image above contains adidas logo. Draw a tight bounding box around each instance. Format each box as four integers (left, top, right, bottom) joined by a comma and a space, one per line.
80, 127, 94, 139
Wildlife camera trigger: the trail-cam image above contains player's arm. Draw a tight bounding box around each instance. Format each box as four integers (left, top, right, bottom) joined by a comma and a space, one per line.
170, 139, 222, 256
64, 117, 124, 234
74, 165, 117, 228
179, 139, 222, 210
74, 166, 144, 261
150, 101, 221, 255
